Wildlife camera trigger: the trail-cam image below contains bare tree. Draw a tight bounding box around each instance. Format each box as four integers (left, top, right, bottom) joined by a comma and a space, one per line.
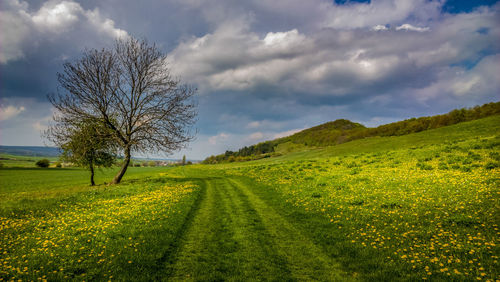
47, 37, 197, 184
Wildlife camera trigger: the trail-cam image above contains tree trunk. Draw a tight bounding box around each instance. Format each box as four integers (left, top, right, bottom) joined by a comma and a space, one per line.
112, 147, 131, 184
90, 164, 95, 186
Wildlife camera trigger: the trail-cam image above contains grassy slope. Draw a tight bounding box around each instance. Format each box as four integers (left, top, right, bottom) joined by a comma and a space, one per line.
208, 101, 500, 162
250, 114, 500, 163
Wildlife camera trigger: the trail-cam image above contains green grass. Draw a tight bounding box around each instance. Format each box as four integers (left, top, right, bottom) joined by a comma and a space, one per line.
0, 166, 167, 194
203, 116, 500, 280
0, 167, 202, 281
1, 115, 499, 281
0, 153, 58, 168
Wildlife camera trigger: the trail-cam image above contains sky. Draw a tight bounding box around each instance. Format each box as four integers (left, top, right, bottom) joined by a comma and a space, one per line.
1, 0, 499, 160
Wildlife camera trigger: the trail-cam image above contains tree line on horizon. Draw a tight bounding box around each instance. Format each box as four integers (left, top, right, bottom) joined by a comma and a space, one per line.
203, 101, 500, 164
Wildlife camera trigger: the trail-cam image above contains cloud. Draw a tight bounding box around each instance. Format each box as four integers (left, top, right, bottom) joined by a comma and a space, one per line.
0, 105, 25, 121
395, 24, 430, 32
411, 54, 500, 104
32, 121, 49, 131
208, 132, 229, 145
0, 1, 32, 63
0, 98, 53, 146
372, 24, 388, 31
0, 0, 127, 64
272, 128, 303, 139
169, 3, 499, 100
321, 0, 442, 29
32, 1, 83, 31
249, 132, 264, 140
2, 0, 500, 160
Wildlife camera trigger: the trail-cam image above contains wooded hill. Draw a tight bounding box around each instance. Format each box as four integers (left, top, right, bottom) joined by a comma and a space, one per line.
203, 101, 500, 163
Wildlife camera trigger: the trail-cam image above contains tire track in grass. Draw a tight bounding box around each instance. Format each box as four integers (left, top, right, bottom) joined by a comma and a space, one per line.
218, 178, 293, 280
228, 177, 353, 281
169, 177, 292, 280
169, 178, 236, 281
153, 178, 207, 278
168, 175, 352, 281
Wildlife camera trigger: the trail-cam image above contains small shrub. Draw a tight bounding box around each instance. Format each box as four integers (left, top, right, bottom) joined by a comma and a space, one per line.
36, 159, 50, 168
54, 162, 62, 168
311, 193, 322, 198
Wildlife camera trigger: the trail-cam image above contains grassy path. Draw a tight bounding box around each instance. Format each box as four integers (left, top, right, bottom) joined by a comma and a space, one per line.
168, 175, 351, 281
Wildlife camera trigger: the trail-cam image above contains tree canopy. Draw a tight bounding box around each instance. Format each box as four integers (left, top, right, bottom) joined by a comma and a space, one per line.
58, 120, 116, 185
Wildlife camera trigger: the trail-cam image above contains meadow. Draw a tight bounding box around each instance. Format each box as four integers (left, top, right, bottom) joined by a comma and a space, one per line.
0, 154, 58, 168
0, 115, 499, 280
0, 166, 202, 280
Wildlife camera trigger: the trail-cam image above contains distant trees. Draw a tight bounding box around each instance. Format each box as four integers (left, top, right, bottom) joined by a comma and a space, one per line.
35, 159, 50, 168
47, 37, 197, 184
204, 101, 500, 164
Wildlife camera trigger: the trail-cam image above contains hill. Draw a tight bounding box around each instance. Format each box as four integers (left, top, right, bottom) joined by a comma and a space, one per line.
204, 101, 500, 163
0, 146, 61, 157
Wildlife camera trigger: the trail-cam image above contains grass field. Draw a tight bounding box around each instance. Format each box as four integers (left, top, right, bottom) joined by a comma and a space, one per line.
1, 116, 499, 280
0, 154, 58, 168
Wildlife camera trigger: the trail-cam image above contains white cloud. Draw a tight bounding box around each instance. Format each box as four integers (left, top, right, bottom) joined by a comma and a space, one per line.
249, 132, 264, 140
372, 24, 388, 31
272, 128, 303, 139
208, 132, 229, 145
85, 8, 128, 38
0, 0, 128, 64
32, 1, 83, 31
0, 105, 25, 121
451, 76, 481, 96
409, 54, 500, 104
396, 24, 430, 32
322, 0, 442, 29
0, 98, 54, 146
32, 121, 48, 131
247, 121, 261, 129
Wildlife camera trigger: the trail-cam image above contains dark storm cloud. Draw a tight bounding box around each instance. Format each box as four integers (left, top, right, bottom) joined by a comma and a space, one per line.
1, 0, 499, 159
